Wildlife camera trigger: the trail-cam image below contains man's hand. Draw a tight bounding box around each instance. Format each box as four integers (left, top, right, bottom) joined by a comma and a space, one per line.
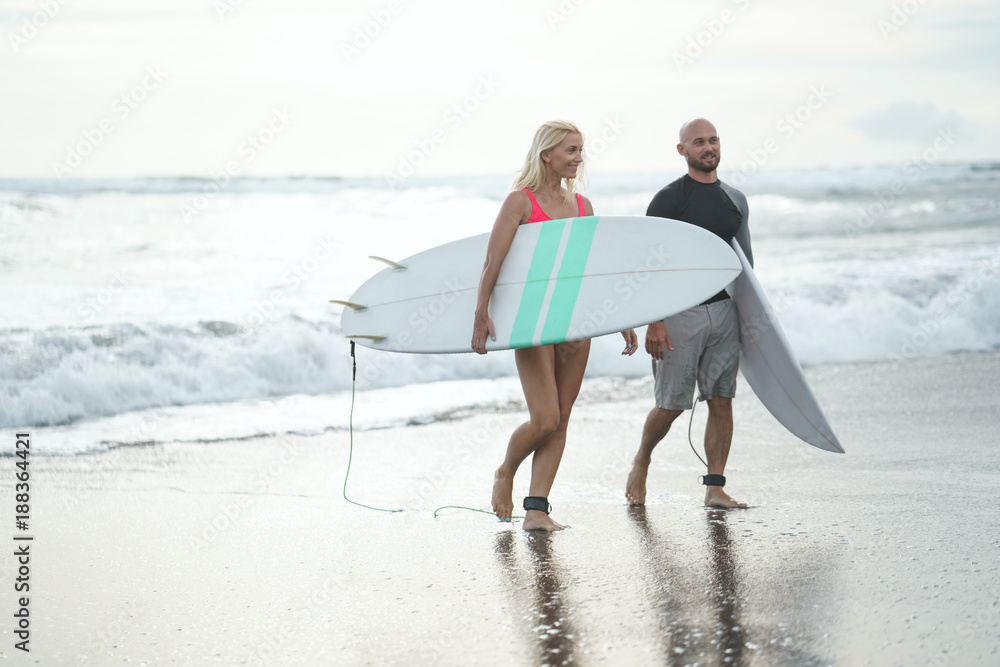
645, 320, 673, 360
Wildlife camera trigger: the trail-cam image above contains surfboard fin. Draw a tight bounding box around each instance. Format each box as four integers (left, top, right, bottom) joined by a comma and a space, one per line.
330, 300, 367, 311
346, 334, 388, 342
369, 255, 406, 270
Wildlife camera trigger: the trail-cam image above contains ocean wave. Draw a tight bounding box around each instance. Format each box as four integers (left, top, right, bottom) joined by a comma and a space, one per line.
3, 262, 999, 430
0, 319, 347, 428
1, 161, 998, 196
2, 164, 998, 430
0, 176, 353, 195
0, 317, 523, 429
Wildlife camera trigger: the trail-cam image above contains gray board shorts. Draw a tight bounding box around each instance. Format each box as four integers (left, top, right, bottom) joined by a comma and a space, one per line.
652, 299, 740, 410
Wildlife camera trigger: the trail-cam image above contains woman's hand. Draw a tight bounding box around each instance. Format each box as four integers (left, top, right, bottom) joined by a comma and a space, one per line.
620, 329, 638, 356
471, 310, 496, 354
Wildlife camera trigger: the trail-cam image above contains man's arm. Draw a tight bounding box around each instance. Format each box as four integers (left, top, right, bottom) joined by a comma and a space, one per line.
720, 182, 752, 267
734, 220, 752, 268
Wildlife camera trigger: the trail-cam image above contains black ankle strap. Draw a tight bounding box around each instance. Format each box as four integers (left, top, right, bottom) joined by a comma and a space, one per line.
523, 496, 550, 514
700, 474, 726, 487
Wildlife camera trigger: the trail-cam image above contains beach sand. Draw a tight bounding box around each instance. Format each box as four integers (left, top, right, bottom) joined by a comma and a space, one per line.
3, 352, 1000, 665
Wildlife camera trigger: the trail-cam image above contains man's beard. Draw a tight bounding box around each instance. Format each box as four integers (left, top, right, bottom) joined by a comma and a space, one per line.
687, 151, 720, 173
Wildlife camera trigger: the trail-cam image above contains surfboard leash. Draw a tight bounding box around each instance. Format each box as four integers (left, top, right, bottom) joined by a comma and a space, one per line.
687, 397, 709, 468
343, 341, 404, 513
344, 342, 523, 521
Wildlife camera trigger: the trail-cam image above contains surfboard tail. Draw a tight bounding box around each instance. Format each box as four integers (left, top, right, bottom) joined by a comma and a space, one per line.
731, 239, 846, 454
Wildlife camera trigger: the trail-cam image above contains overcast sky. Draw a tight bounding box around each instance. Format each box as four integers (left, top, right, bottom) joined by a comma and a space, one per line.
2, 0, 998, 180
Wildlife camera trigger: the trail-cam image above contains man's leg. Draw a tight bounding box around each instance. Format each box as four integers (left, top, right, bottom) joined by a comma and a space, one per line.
703, 397, 746, 508
626, 407, 683, 505
628, 308, 705, 505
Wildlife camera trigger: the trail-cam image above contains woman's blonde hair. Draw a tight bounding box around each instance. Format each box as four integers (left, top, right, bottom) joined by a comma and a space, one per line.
512, 120, 586, 203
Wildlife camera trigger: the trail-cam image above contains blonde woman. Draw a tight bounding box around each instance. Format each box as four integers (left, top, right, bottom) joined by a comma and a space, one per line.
471, 120, 638, 531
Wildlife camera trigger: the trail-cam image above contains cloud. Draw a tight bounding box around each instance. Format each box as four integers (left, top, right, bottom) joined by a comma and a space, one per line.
846, 100, 979, 143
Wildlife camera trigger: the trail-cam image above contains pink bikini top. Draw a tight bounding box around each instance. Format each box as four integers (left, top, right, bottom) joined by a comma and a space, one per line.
522, 188, 585, 223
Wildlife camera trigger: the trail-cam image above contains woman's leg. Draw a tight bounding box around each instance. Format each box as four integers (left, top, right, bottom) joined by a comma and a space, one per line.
491, 339, 591, 530
522, 338, 591, 531
491, 345, 561, 521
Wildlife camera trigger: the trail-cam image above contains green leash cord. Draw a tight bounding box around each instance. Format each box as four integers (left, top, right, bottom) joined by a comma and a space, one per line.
433, 505, 495, 518
343, 341, 403, 513
344, 341, 521, 520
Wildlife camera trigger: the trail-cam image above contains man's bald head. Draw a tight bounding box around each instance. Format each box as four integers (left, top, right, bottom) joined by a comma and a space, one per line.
679, 118, 717, 144
677, 118, 721, 181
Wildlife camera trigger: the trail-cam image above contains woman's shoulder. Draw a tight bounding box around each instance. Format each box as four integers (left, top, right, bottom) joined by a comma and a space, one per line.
499, 188, 534, 224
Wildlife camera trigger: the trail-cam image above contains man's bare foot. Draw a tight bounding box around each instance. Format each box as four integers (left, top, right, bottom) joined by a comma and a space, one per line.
492, 468, 514, 521
625, 458, 650, 505
522, 509, 566, 531
705, 486, 747, 509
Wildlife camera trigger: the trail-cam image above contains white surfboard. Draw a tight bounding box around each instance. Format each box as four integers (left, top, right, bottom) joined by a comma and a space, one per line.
728, 240, 845, 453
334, 216, 742, 354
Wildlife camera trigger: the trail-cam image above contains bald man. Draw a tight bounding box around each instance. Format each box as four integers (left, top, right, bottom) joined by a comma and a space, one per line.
626, 118, 753, 509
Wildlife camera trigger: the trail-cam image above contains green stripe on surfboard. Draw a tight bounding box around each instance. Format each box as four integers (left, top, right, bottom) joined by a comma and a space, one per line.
509, 219, 566, 348
509, 216, 599, 349
540, 216, 598, 344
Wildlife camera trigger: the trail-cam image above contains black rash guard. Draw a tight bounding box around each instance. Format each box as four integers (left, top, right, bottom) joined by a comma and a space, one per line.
646, 174, 753, 303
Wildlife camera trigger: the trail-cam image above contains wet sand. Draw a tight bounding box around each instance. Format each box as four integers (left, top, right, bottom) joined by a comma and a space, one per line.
3, 352, 1000, 665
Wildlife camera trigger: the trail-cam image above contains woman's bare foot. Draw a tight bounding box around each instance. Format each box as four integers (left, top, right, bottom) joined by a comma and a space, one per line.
521, 509, 566, 531
492, 468, 514, 521
625, 458, 650, 505
705, 486, 747, 509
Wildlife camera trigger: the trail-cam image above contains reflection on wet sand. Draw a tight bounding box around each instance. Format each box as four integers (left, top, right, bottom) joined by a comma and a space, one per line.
626, 505, 715, 663
705, 508, 747, 665
627, 506, 824, 666
494, 531, 577, 666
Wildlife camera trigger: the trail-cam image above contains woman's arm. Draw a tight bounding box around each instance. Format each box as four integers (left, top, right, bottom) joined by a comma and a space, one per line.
471, 190, 531, 354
